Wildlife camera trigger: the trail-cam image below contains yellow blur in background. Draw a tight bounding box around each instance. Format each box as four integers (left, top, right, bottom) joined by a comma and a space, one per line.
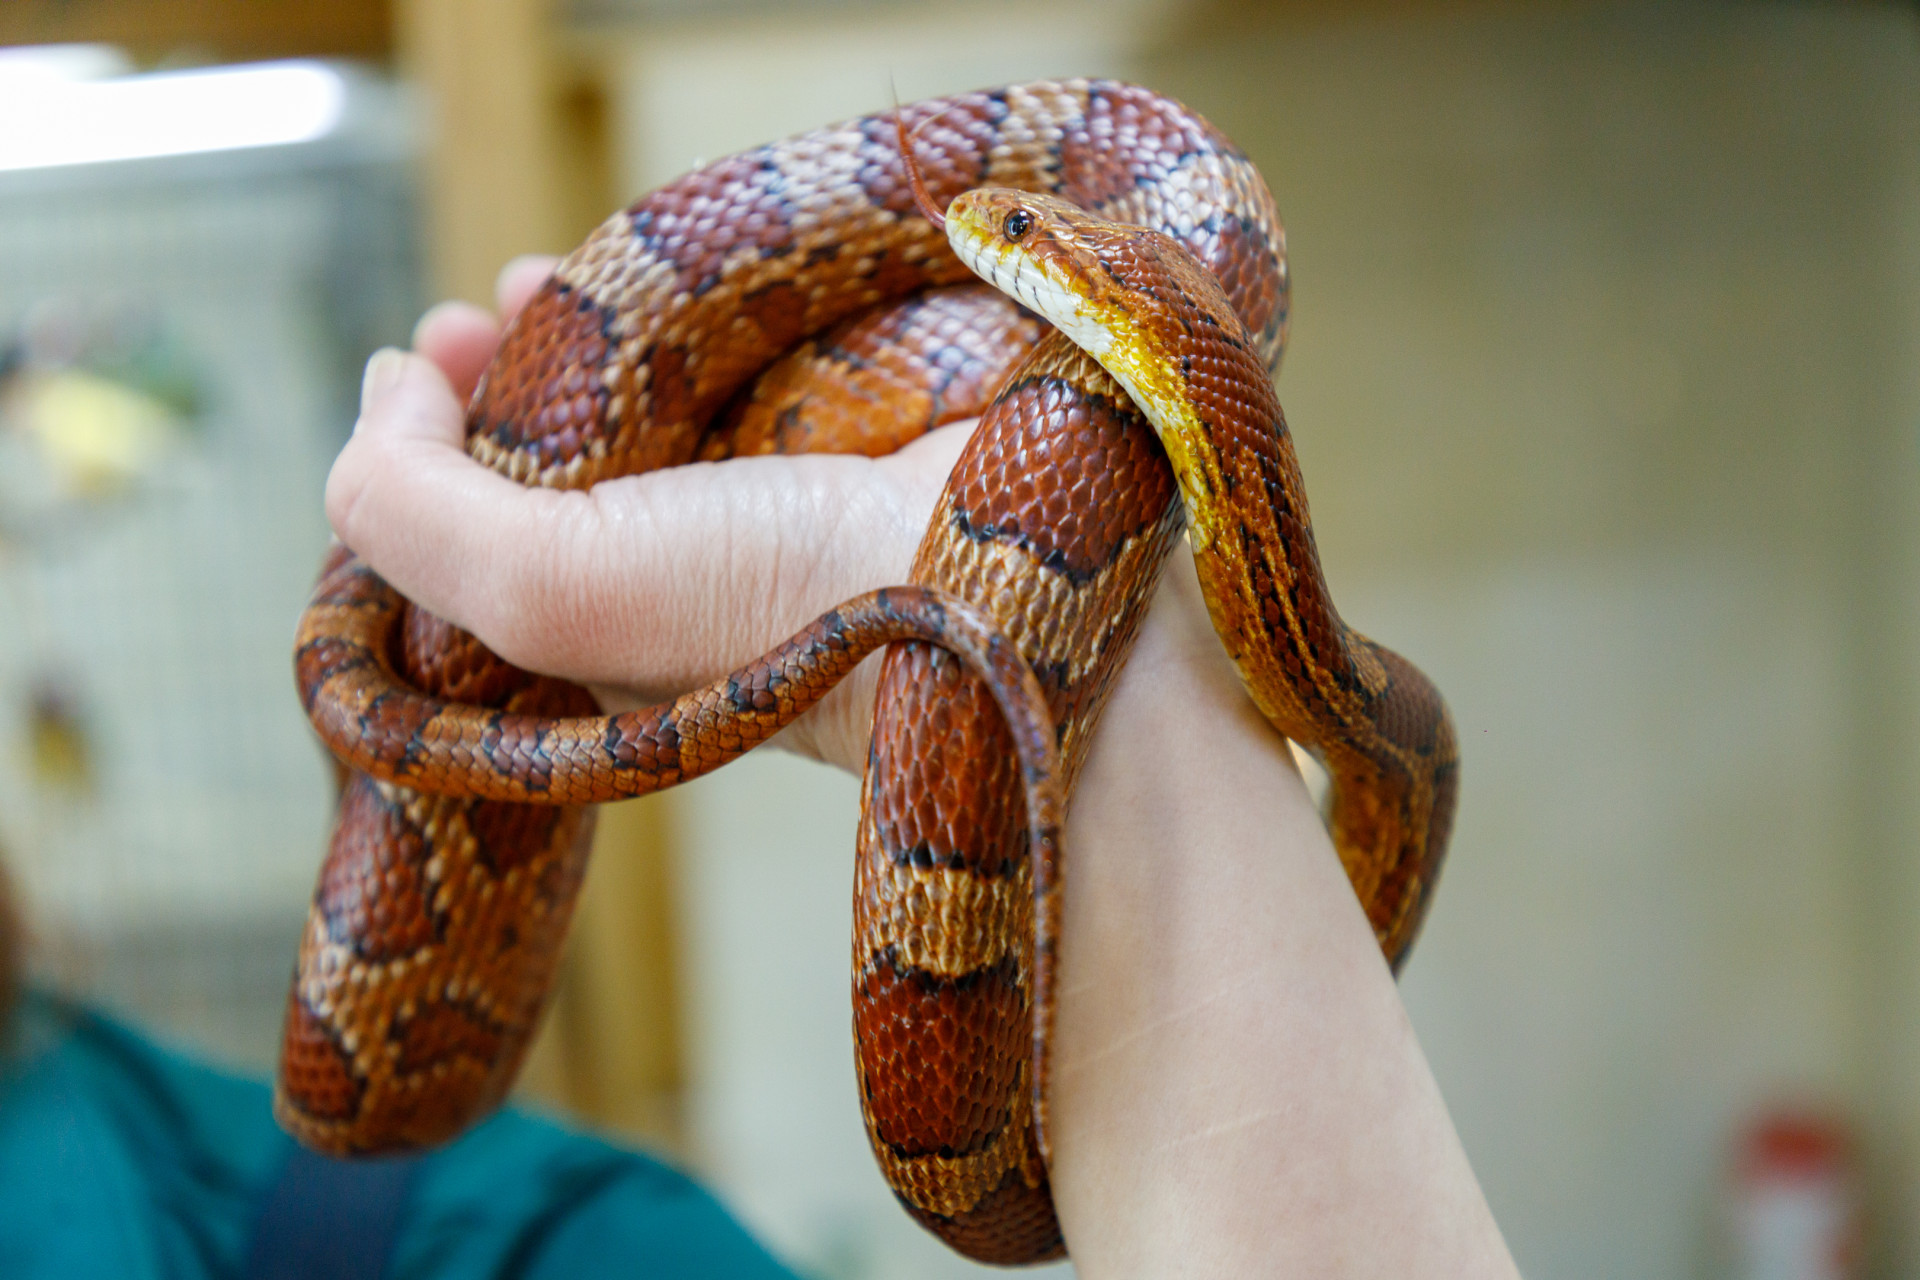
0, 2, 1916, 1278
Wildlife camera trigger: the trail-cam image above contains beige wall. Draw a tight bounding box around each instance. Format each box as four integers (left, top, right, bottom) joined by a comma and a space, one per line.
594, 4, 1920, 1277
1135, 9, 1920, 1274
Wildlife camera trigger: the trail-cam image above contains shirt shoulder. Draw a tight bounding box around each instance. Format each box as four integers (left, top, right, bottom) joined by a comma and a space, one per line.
0, 995, 800, 1280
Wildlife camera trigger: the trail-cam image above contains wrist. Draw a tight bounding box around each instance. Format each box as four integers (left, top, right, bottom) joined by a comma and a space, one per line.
1045, 552, 1515, 1277
1073, 546, 1319, 842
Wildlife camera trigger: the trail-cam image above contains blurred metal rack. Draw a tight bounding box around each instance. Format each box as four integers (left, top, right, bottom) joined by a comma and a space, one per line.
0, 60, 422, 1070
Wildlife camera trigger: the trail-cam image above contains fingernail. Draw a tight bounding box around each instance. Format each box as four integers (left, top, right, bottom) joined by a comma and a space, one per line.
360, 347, 408, 414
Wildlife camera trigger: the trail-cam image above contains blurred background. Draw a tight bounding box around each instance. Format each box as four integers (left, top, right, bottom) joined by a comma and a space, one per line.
1, 1, 1916, 1276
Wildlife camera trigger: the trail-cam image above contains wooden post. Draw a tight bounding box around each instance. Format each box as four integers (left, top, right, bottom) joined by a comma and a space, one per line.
395, 0, 684, 1152
394, 0, 572, 304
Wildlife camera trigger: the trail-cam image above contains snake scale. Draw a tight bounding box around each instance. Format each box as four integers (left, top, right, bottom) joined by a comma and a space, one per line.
279, 80, 1458, 1265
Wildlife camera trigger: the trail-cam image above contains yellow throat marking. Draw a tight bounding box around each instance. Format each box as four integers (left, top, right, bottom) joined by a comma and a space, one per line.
1072, 299, 1225, 552
953, 225, 1228, 552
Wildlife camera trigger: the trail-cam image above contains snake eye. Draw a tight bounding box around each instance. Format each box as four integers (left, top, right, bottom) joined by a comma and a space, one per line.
1003, 209, 1033, 241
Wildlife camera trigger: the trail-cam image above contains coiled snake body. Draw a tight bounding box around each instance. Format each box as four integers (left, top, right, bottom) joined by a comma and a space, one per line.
280, 81, 1458, 1265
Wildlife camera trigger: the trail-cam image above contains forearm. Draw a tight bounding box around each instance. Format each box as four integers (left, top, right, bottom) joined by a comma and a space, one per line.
1049, 563, 1516, 1277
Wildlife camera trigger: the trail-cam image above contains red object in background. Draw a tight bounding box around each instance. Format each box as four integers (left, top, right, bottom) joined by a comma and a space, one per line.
1731, 1110, 1861, 1280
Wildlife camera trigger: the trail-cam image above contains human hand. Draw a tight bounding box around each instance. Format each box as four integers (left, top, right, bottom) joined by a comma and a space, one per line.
324, 254, 980, 771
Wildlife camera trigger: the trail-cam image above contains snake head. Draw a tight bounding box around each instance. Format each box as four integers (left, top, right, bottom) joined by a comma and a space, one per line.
945, 186, 1241, 370
946, 188, 1251, 453
943, 189, 1132, 358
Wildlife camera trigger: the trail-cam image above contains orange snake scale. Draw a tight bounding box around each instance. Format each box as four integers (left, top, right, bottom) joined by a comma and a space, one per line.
279, 80, 1458, 1265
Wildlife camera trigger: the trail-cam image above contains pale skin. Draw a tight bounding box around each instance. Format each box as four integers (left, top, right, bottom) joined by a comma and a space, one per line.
328, 256, 1521, 1278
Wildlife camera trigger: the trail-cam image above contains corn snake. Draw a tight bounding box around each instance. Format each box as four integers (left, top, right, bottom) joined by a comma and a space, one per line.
278, 79, 1458, 1265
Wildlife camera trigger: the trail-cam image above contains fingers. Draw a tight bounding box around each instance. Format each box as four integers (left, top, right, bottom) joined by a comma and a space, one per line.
331, 246, 974, 775
408, 256, 561, 403
328, 348, 517, 615
411, 304, 500, 403
330, 345, 620, 672
497, 255, 560, 317
328, 337, 963, 775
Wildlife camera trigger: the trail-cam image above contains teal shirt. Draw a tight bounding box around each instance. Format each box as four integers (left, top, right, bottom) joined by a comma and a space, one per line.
0, 993, 799, 1279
